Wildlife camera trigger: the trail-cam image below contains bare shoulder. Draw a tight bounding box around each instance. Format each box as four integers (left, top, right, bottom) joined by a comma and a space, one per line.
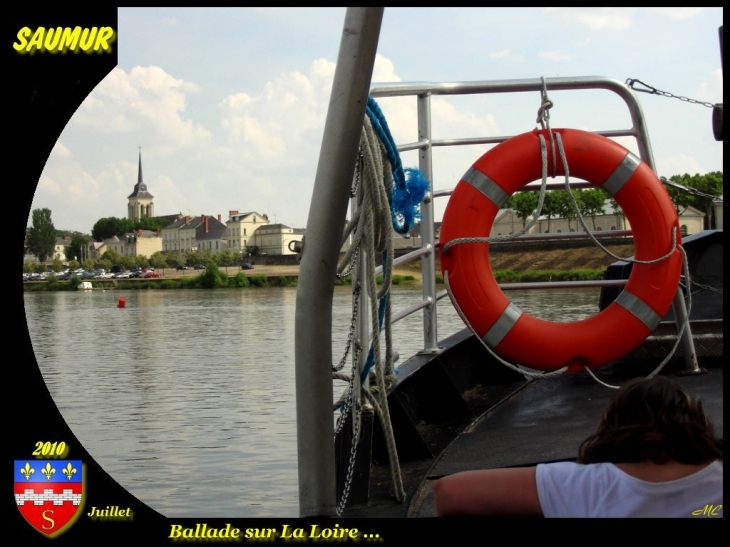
433, 467, 542, 517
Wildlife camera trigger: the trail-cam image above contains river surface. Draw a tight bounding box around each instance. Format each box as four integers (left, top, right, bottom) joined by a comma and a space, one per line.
23, 284, 600, 518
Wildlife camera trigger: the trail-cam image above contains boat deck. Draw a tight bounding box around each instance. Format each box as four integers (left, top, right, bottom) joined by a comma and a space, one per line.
341, 351, 723, 518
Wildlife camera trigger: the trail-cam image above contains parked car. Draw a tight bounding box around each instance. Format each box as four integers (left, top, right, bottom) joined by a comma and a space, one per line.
114, 272, 131, 279
144, 271, 161, 278
241, 263, 254, 270
129, 271, 144, 278
193, 264, 205, 270
176, 265, 189, 270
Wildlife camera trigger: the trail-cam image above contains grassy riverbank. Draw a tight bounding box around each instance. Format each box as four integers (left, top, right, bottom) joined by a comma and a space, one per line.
24, 242, 634, 292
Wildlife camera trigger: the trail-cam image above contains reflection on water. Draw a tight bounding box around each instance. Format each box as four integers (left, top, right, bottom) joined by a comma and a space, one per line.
24, 284, 599, 517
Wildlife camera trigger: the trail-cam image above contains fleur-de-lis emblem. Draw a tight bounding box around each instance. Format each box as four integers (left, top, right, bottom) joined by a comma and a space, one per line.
62, 462, 77, 480
41, 462, 56, 480
20, 462, 35, 480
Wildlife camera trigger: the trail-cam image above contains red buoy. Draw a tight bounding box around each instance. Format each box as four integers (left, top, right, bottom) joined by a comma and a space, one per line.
117, 297, 126, 308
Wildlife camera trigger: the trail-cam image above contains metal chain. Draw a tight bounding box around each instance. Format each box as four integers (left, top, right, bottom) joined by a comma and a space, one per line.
626, 78, 716, 108
333, 331, 361, 436
336, 153, 364, 280
351, 152, 363, 197
335, 400, 362, 516
660, 176, 723, 199
332, 283, 361, 372
336, 247, 359, 279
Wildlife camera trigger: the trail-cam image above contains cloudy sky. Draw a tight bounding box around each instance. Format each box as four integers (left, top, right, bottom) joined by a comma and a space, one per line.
30, 8, 723, 235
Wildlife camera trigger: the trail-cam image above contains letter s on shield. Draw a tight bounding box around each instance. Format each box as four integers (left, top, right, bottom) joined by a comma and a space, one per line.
15, 460, 84, 537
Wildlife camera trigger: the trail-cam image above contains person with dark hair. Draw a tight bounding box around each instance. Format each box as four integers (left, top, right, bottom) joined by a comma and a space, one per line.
433, 375, 723, 518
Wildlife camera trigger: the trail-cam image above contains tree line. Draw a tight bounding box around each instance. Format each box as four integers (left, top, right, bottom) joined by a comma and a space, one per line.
500, 171, 722, 232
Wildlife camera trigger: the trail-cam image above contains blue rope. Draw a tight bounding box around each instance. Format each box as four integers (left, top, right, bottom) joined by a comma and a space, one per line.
360, 282, 389, 384
365, 96, 430, 235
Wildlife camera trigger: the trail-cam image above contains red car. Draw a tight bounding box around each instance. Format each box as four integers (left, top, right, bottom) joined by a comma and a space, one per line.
144, 271, 161, 278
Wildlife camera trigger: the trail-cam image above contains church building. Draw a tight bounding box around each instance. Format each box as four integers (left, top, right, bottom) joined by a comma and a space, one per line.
127, 150, 155, 221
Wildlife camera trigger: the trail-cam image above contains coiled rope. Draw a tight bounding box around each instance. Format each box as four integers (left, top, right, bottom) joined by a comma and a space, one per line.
333, 96, 429, 513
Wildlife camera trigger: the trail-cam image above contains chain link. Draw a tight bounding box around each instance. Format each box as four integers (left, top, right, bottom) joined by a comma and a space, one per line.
332, 283, 361, 372
626, 78, 716, 108
335, 400, 361, 516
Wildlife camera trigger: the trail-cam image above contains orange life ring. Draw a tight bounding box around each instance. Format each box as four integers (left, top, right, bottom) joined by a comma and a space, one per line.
439, 128, 682, 372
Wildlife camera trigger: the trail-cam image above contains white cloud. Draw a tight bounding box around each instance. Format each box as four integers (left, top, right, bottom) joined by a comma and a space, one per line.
73, 66, 211, 147
657, 153, 704, 179
546, 8, 634, 31
695, 68, 723, 104
539, 51, 573, 62
645, 8, 705, 21
489, 49, 525, 62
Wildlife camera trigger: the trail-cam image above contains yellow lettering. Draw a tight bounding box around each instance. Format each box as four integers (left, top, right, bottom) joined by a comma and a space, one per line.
27, 27, 45, 53
79, 27, 98, 52
42, 510, 55, 530
43, 27, 63, 52
94, 27, 116, 51
710, 504, 722, 515
58, 27, 81, 52
13, 27, 32, 52
169, 524, 182, 538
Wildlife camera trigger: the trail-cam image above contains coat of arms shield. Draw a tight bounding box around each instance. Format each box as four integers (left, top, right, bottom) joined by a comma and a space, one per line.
15, 460, 84, 537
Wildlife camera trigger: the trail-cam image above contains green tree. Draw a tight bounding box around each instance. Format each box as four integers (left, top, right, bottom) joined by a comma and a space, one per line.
27, 208, 56, 262
539, 191, 562, 233
150, 252, 169, 274
134, 255, 150, 269
664, 172, 723, 229
97, 259, 112, 272
101, 249, 122, 266
132, 217, 170, 233
214, 249, 238, 276
65, 233, 91, 264
577, 188, 607, 231
504, 191, 539, 229
52, 258, 64, 273
552, 190, 580, 232
82, 259, 95, 271
165, 253, 182, 269
118, 255, 137, 271
608, 198, 627, 230
91, 217, 129, 241
199, 263, 229, 288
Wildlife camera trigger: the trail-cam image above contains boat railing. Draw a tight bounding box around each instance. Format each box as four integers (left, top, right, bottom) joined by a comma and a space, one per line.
367, 77, 656, 355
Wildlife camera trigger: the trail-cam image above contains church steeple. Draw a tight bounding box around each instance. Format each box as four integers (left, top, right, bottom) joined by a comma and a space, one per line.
128, 148, 155, 220
137, 149, 144, 186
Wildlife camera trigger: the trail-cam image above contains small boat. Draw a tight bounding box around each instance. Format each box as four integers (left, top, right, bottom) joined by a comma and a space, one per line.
294, 8, 723, 518
77, 281, 93, 290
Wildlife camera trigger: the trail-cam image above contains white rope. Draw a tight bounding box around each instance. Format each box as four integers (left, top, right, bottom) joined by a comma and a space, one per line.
332, 115, 405, 511
443, 269, 569, 380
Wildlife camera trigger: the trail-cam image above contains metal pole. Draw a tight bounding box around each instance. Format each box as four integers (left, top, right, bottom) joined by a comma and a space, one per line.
672, 286, 701, 373
417, 93, 439, 353
295, 7, 383, 518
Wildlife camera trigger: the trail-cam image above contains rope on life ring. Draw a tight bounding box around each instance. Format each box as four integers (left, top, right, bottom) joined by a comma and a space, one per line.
439, 128, 683, 372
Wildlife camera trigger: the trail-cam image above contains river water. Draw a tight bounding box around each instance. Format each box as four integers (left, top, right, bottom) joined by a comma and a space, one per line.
23, 284, 600, 518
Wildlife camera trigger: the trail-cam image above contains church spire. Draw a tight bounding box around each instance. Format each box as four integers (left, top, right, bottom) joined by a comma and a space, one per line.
138, 146, 143, 184
129, 148, 152, 198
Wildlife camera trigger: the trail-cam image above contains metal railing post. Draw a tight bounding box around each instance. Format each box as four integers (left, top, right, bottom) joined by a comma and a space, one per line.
416, 93, 439, 353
